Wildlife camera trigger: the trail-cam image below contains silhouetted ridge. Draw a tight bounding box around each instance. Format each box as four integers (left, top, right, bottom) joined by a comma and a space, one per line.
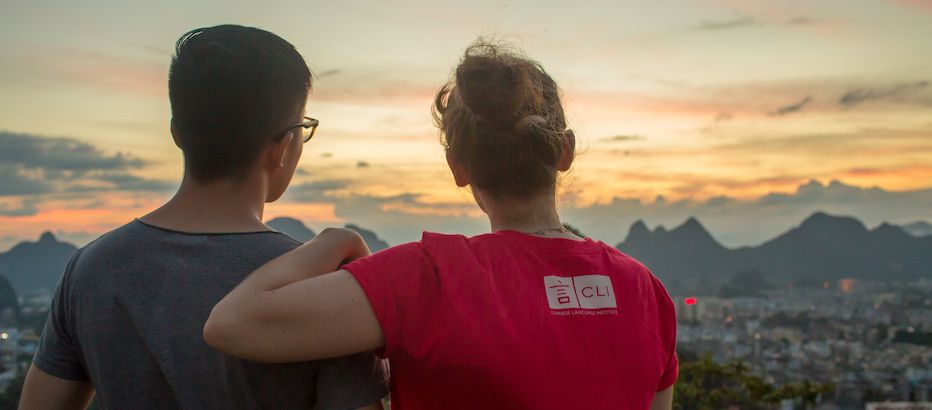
669, 217, 724, 249
618, 217, 729, 278
618, 212, 932, 282
266, 217, 316, 242
797, 212, 868, 240
38, 231, 57, 243
0, 232, 77, 294
625, 220, 651, 243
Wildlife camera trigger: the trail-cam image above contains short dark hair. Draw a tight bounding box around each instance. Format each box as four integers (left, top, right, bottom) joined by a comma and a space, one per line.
168, 25, 312, 182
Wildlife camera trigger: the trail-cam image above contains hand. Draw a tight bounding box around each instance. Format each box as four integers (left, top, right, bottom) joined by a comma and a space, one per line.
315, 227, 370, 263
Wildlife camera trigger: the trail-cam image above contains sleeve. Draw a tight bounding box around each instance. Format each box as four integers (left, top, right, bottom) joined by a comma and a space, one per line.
312, 351, 388, 410
652, 274, 679, 391
342, 242, 437, 359
33, 249, 89, 381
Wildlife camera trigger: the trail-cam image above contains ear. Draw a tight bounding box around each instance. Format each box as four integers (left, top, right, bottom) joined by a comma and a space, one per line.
265, 131, 295, 171
557, 130, 576, 172
445, 150, 470, 187
170, 119, 182, 149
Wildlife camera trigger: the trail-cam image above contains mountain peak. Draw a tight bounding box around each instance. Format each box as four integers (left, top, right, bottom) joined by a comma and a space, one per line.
671, 217, 711, 236
680, 217, 703, 230
670, 217, 724, 249
625, 220, 650, 242
799, 212, 867, 235
38, 231, 57, 243
266, 217, 315, 242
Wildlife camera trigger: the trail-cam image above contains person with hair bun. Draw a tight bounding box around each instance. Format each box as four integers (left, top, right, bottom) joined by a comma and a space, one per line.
205, 40, 678, 410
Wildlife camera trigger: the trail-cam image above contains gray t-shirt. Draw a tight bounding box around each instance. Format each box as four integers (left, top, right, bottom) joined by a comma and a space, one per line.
35, 220, 387, 409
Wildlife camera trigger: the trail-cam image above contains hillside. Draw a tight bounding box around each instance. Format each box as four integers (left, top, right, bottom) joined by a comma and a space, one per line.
618, 212, 932, 282
0, 232, 77, 295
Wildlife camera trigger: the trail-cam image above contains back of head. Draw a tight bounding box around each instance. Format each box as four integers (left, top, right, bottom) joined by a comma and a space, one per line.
433, 40, 571, 199
169, 25, 311, 182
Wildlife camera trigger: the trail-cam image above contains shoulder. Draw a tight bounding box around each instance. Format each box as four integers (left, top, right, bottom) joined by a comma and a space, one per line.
605, 244, 653, 275
597, 242, 670, 289
69, 221, 145, 268
420, 231, 471, 251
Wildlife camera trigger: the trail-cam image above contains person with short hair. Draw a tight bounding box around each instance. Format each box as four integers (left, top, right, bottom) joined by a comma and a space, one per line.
19, 25, 387, 410
205, 40, 677, 410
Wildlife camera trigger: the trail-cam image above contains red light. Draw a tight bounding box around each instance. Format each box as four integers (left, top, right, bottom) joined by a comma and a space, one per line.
684, 297, 697, 306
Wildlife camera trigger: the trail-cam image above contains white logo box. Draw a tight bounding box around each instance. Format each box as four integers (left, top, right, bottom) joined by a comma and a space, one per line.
544, 275, 617, 310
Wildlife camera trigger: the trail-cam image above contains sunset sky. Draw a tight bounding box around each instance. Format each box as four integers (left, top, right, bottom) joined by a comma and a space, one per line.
1, 0, 931, 250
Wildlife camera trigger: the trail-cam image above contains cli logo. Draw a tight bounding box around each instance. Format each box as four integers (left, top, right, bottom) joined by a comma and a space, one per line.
544, 275, 617, 310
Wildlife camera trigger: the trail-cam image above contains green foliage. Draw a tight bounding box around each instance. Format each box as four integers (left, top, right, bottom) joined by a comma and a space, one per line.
892, 329, 932, 346
673, 354, 833, 410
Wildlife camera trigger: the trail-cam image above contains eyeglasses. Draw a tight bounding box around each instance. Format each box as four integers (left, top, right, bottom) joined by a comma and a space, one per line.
281, 116, 319, 143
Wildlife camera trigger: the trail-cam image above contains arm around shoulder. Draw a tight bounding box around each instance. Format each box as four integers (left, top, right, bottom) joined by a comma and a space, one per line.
204, 228, 385, 362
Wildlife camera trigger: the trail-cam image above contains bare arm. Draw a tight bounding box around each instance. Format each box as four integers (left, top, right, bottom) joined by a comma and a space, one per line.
650, 386, 673, 410
19, 365, 94, 410
204, 228, 385, 363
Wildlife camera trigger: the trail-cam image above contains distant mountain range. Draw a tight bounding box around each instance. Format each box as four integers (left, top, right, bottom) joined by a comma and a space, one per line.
617, 212, 932, 283
1, 213, 929, 296
0, 219, 391, 296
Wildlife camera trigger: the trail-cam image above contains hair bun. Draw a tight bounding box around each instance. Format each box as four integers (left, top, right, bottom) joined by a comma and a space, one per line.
455, 52, 540, 129
513, 114, 548, 138
432, 39, 572, 199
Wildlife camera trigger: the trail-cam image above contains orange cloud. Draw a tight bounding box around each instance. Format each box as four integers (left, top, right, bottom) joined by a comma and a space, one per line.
46, 48, 167, 99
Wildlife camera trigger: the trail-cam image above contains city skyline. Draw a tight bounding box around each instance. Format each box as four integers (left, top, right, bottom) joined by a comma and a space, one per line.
2, 0, 931, 248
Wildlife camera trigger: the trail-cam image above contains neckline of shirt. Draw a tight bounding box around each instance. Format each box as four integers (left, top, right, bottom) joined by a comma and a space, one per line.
488, 229, 604, 254
134, 218, 282, 237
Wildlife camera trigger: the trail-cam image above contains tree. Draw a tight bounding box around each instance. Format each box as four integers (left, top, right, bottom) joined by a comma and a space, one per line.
673, 354, 833, 409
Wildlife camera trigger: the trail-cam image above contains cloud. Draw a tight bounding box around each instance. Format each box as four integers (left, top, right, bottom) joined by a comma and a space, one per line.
695, 16, 758, 31
286, 179, 352, 202
692, 13, 819, 31
838, 81, 930, 107
0, 197, 40, 217
0, 131, 145, 172
783, 17, 820, 25
316, 68, 343, 78
0, 164, 52, 197
0, 131, 173, 203
890, 0, 932, 13
604, 135, 645, 142
39, 47, 166, 99
769, 96, 813, 116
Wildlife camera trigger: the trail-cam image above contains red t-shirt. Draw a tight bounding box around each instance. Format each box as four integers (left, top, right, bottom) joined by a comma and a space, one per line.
344, 230, 678, 410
